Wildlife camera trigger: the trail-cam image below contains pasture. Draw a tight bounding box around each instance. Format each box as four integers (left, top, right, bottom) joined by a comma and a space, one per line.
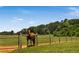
0, 35, 79, 53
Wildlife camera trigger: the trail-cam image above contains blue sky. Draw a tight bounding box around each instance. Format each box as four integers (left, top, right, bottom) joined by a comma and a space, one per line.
0, 6, 79, 32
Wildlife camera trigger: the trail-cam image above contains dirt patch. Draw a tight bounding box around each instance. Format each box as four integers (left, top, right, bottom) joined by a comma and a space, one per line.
0, 45, 26, 53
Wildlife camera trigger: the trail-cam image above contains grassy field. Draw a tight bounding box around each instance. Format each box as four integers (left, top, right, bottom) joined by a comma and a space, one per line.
0, 35, 78, 45
12, 41, 79, 53
0, 35, 79, 53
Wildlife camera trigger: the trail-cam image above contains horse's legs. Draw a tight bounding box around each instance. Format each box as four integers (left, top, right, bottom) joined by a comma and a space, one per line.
27, 38, 29, 47
30, 39, 32, 46
33, 38, 35, 46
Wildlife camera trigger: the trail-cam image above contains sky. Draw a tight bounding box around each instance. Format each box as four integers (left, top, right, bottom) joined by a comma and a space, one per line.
0, 6, 79, 32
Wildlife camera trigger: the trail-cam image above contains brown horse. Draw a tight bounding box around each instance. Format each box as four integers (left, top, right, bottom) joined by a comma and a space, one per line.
26, 29, 37, 47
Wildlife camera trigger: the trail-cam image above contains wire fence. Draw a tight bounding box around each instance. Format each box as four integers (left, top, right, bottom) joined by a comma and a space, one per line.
37, 35, 79, 46
0, 35, 79, 48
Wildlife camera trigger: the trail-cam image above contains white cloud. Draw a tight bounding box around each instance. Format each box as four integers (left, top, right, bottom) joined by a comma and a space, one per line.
17, 18, 23, 21
12, 17, 24, 22
14, 17, 23, 21
68, 7, 79, 16
69, 7, 78, 11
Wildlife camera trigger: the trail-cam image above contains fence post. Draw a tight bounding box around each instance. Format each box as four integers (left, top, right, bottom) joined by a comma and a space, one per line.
59, 37, 60, 44
18, 32, 22, 49
49, 34, 51, 45
36, 34, 38, 46
45, 25, 52, 45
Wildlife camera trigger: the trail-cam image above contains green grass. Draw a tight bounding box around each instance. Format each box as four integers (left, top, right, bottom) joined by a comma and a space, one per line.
0, 35, 26, 46
0, 35, 79, 53
0, 35, 79, 46
0, 35, 18, 46
12, 41, 79, 53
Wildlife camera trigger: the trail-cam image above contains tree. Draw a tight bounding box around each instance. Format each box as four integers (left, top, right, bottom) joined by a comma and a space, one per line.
20, 28, 26, 34
36, 24, 46, 34
10, 30, 14, 35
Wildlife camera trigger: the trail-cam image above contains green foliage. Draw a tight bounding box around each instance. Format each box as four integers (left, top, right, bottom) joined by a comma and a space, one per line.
19, 18, 79, 37
0, 30, 14, 35
0, 18, 79, 36
36, 24, 46, 34
20, 28, 26, 34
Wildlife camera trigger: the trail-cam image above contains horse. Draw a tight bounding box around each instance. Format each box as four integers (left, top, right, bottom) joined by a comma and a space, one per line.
26, 29, 37, 47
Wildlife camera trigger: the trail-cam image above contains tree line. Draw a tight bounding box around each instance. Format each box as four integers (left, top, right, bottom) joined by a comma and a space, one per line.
0, 18, 79, 37
0, 30, 14, 35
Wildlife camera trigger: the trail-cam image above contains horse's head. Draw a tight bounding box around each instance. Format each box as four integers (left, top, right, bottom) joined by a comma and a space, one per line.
26, 29, 38, 37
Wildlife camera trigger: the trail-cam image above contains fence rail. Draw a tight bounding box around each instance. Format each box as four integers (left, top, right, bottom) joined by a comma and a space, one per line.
0, 35, 79, 47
